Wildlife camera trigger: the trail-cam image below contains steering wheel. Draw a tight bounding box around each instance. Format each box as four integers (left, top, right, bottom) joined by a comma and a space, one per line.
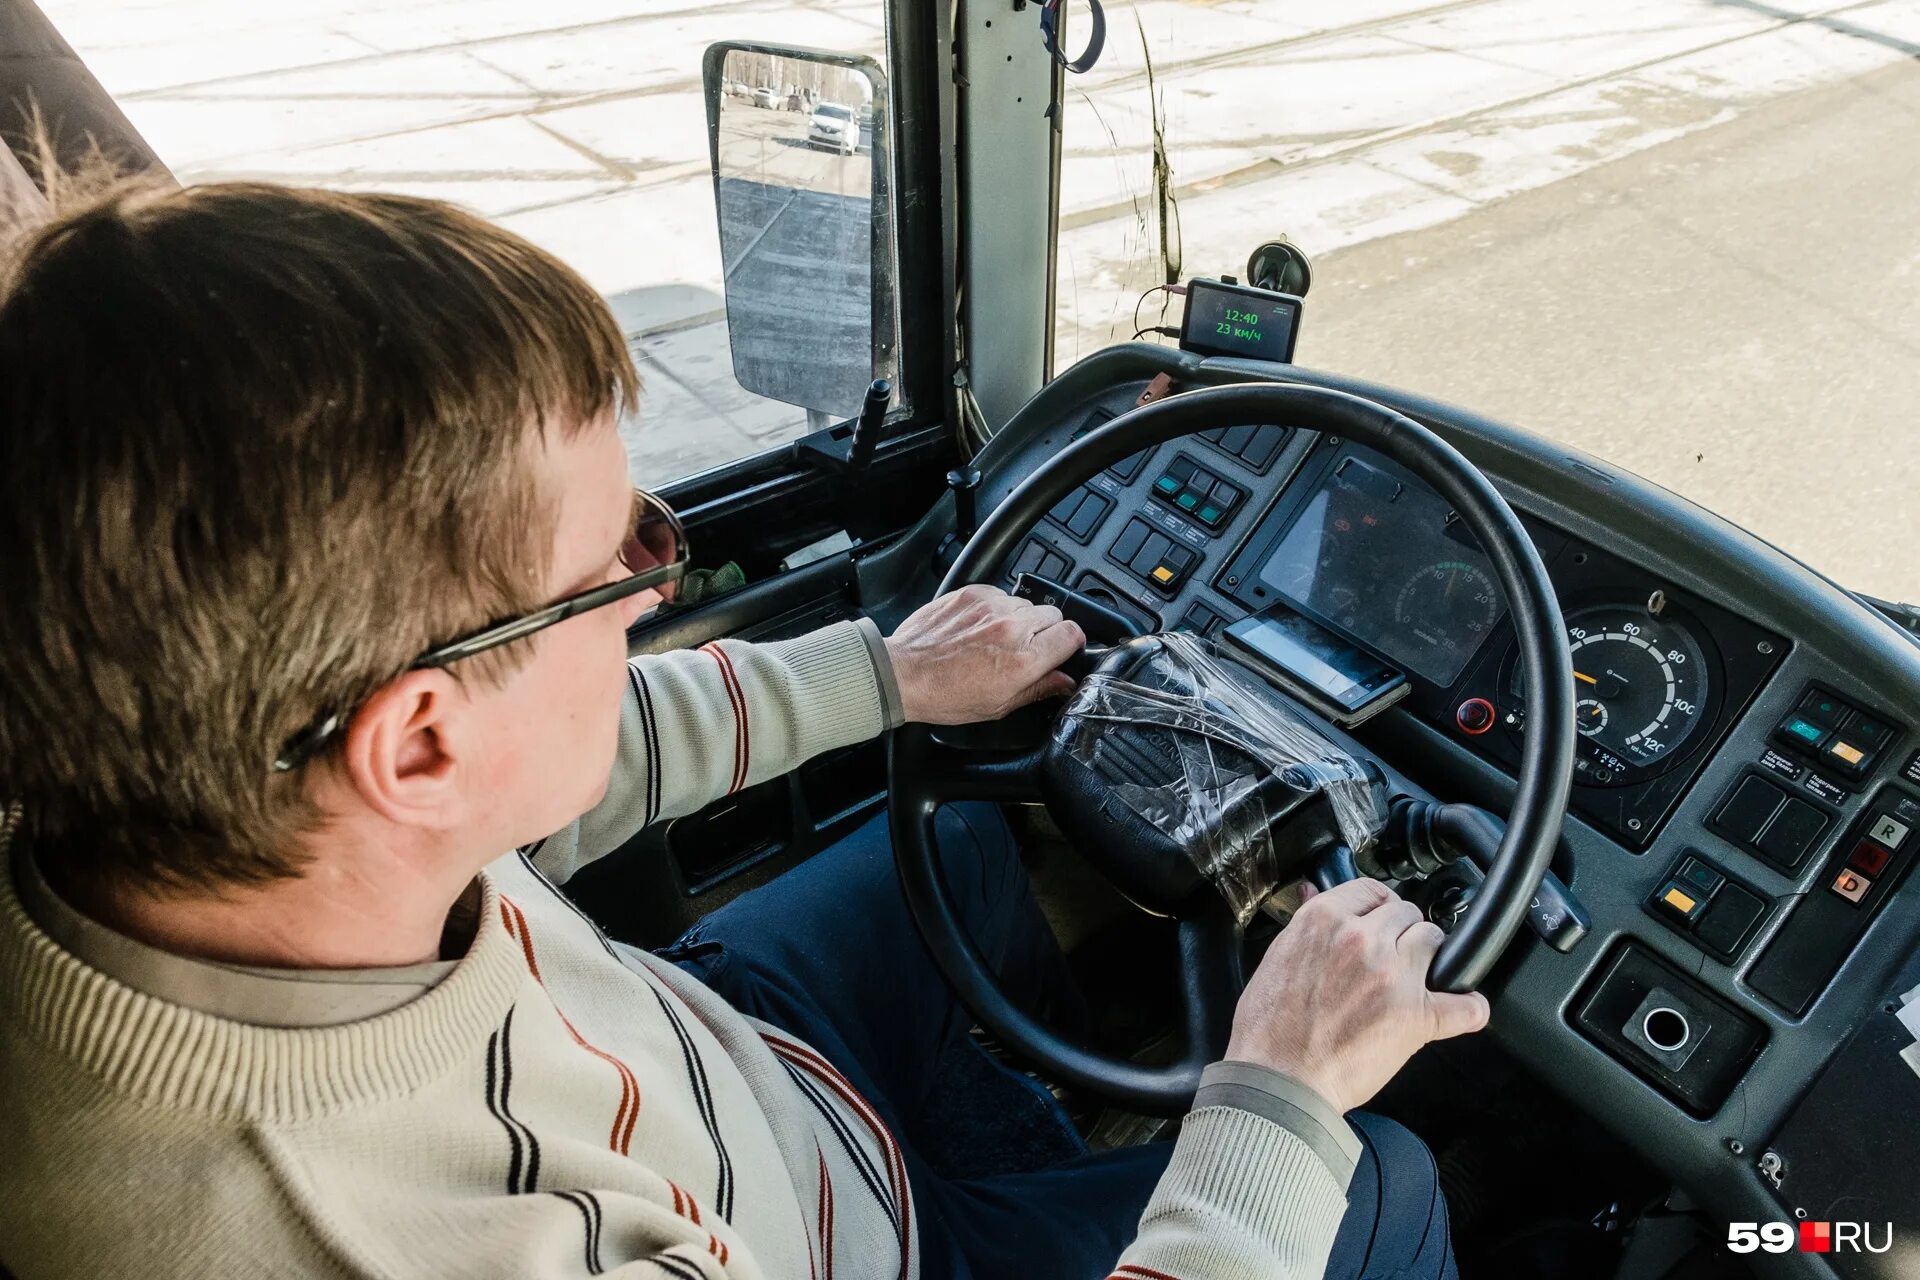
888, 382, 1574, 1114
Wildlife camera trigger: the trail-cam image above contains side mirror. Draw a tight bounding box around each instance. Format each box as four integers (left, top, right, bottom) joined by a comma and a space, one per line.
702, 43, 897, 421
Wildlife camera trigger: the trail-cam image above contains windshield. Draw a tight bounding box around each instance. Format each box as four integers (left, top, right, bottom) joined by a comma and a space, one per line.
816, 104, 856, 120
41, 0, 895, 489
1055, 0, 1920, 600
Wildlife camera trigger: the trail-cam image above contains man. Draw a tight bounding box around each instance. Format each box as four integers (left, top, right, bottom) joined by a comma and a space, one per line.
0, 175, 1487, 1279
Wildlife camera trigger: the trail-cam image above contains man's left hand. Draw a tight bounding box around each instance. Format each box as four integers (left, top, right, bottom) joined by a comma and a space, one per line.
885, 585, 1086, 725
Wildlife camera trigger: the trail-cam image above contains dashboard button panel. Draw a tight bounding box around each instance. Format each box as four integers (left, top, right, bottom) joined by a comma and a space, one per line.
1695, 882, 1768, 956
1152, 455, 1244, 532
1709, 773, 1832, 873
1198, 424, 1289, 473
1771, 683, 1902, 783
1047, 487, 1114, 545
1712, 775, 1788, 844
1107, 516, 1199, 595
1646, 852, 1771, 960
1749, 786, 1920, 1015
1756, 798, 1831, 870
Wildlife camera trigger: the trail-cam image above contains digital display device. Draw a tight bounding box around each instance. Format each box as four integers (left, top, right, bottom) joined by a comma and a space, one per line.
1254, 453, 1506, 686
1179, 279, 1303, 364
1225, 603, 1407, 721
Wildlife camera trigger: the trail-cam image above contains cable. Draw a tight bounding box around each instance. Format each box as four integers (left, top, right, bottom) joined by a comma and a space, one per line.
1131, 282, 1185, 341
1040, 0, 1107, 73
1131, 325, 1178, 342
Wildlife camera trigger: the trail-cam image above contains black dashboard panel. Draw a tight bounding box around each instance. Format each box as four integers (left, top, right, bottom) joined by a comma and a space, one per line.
1010, 413, 1789, 850
936, 341, 1920, 1274
1225, 445, 1512, 686
1453, 539, 1786, 849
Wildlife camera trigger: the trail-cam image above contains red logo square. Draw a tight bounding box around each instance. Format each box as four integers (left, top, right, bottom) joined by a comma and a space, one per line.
1800, 1221, 1831, 1253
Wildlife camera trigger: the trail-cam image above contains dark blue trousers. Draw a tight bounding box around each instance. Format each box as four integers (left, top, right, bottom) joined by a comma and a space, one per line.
662, 804, 1457, 1280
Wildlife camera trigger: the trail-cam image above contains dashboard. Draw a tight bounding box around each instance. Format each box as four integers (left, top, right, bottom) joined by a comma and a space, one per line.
1007, 403, 1791, 854
965, 342, 1920, 1272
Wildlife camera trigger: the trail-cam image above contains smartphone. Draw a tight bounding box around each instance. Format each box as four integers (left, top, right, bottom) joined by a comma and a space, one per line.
1224, 603, 1409, 726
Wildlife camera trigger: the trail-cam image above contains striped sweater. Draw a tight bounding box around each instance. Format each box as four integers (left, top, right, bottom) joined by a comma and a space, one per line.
0, 620, 1352, 1279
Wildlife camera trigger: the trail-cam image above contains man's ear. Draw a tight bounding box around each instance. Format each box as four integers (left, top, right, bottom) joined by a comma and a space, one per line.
338, 668, 472, 828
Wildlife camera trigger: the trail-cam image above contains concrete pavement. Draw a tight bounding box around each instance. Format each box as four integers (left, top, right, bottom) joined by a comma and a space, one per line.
1296, 57, 1920, 600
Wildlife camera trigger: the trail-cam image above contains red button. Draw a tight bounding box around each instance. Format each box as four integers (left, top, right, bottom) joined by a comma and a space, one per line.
1848, 839, 1892, 876
1456, 698, 1495, 735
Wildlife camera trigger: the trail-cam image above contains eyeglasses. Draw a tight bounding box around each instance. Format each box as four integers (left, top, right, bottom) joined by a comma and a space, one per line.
273, 488, 689, 773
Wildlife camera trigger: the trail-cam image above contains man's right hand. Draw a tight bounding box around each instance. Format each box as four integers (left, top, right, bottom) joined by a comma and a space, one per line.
1224, 878, 1491, 1115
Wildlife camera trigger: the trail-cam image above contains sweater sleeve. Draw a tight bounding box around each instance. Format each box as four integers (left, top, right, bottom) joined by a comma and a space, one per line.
1110, 1062, 1355, 1280
530, 619, 900, 885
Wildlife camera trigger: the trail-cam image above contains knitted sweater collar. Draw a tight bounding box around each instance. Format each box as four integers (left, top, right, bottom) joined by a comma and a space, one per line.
0, 810, 526, 1123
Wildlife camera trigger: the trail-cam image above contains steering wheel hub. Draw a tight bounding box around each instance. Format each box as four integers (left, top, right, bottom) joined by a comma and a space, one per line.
1042, 634, 1380, 919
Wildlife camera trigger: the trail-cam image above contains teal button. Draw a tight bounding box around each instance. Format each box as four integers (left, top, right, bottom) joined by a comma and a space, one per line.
1155, 475, 1180, 494
1176, 491, 1200, 510
1198, 503, 1223, 524
1784, 717, 1824, 745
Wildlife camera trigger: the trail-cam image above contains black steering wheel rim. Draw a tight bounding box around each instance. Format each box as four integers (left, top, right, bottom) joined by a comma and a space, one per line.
889, 381, 1574, 1112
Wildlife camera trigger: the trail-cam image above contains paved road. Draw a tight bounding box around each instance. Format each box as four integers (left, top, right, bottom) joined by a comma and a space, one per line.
1294, 58, 1920, 600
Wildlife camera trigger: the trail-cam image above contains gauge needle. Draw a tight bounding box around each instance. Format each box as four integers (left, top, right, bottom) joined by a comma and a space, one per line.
1574, 670, 1598, 686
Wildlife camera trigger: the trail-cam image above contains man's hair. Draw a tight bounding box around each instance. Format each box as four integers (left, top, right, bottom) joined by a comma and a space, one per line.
0, 169, 639, 894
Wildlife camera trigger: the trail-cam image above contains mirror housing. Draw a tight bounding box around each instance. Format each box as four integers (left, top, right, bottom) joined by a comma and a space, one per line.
702, 42, 897, 421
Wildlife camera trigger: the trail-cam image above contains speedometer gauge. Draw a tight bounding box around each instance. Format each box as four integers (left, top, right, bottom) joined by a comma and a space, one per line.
1389, 560, 1500, 680
1509, 603, 1712, 785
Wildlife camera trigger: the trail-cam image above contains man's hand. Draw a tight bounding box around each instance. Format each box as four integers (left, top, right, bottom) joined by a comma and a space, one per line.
886, 585, 1086, 725
1225, 879, 1490, 1115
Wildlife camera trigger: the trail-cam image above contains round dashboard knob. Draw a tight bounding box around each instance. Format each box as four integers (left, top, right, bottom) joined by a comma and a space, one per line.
1456, 697, 1496, 735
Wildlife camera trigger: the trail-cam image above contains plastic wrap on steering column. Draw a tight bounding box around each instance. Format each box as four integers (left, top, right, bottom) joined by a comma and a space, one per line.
1052, 632, 1388, 925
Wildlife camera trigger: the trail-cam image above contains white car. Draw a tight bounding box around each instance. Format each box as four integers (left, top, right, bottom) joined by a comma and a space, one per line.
807, 103, 858, 155
751, 87, 778, 109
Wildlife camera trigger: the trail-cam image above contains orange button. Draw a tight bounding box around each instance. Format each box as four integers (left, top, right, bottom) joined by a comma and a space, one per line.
1828, 740, 1867, 766
1661, 886, 1698, 914
1831, 869, 1872, 904
1151, 565, 1175, 583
